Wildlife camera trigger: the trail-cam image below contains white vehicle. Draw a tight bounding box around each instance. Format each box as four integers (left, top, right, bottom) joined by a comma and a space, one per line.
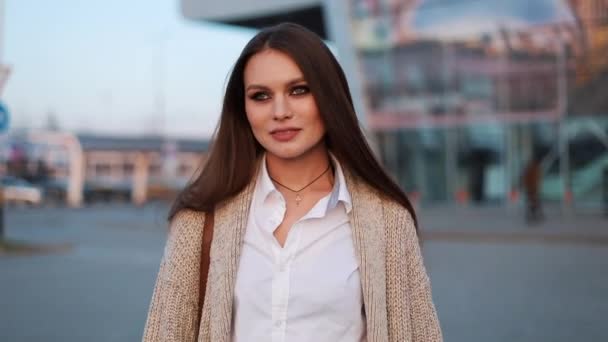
1, 176, 43, 205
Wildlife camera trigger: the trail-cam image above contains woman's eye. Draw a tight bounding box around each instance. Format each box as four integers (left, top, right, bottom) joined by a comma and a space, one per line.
250, 92, 270, 101
291, 85, 310, 96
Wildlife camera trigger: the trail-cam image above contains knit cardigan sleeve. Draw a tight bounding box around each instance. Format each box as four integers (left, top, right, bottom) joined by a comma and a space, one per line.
142, 210, 204, 342
385, 202, 443, 341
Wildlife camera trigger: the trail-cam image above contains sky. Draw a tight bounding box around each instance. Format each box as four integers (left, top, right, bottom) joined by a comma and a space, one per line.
2, 0, 574, 139
3, 0, 256, 139
413, 0, 573, 40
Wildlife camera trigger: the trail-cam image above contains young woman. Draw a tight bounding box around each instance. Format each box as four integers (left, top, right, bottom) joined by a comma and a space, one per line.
143, 23, 442, 342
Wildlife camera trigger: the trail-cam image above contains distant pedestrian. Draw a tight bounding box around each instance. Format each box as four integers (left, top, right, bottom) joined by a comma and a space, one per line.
33, 159, 50, 185
521, 156, 543, 224
142, 23, 442, 342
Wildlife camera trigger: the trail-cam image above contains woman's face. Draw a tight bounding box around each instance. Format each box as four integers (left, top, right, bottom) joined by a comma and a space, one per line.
244, 49, 326, 161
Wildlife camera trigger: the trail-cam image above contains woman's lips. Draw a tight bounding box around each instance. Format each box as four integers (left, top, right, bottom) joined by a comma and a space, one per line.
271, 129, 300, 142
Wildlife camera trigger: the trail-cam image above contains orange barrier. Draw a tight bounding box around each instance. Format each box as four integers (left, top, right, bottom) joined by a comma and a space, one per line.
455, 189, 469, 204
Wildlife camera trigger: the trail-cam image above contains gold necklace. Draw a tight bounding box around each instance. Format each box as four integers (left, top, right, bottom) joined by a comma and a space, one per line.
270, 164, 331, 206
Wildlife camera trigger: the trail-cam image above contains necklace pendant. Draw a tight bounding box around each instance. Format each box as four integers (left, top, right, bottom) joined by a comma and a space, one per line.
295, 193, 302, 206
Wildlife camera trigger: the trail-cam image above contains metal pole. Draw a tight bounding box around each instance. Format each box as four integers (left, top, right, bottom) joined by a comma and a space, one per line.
322, 0, 383, 157
500, 34, 512, 210
158, 36, 167, 136
322, 0, 369, 126
0, 0, 5, 240
445, 127, 457, 202
0, 185, 4, 240
557, 38, 571, 215
442, 42, 456, 202
0, 0, 4, 63
505, 124, 514, 209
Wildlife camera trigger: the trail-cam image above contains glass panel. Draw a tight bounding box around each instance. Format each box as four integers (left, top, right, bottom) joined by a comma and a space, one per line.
347, 0, 608, 208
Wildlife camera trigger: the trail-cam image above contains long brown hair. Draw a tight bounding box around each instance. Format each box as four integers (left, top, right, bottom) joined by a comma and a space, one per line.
169, 23, 417, 228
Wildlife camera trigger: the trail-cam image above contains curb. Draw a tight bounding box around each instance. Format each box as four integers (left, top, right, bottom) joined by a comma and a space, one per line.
421, 230, 608, 245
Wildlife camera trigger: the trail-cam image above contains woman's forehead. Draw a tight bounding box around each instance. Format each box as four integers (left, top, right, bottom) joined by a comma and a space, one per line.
244, 49, 305, 86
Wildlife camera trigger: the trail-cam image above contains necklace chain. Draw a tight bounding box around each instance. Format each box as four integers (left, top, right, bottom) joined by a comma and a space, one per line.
270, 164, 331, 206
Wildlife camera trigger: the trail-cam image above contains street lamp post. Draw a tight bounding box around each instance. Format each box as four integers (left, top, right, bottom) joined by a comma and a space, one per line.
556, 36, 571, 215
0, 0, 6, 241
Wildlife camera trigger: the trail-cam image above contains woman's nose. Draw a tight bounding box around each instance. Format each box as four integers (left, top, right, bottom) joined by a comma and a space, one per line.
272, 97, 293, 120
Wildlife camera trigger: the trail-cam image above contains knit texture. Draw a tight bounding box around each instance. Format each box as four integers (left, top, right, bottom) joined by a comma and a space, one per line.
142, 171, 442, 342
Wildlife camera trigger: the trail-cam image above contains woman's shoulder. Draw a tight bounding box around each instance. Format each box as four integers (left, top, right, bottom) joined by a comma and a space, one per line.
171, 209, 207, 227
159, 209, 207, 285
346, 175, 415, 226
166, 209, 207, 246
381, 198, 414, 220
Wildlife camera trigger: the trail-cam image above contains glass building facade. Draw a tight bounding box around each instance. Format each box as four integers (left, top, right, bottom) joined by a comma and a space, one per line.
347, 0, 608, 209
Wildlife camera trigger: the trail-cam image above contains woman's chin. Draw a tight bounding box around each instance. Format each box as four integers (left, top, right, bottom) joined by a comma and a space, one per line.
266, 148, 306, 161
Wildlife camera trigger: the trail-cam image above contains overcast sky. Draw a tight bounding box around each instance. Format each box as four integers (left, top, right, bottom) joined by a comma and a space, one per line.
4, 0, 255, 139
3, 0, 573, 139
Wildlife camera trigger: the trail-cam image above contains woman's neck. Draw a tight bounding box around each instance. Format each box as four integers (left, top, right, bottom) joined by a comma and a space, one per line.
265, 145, 333, 191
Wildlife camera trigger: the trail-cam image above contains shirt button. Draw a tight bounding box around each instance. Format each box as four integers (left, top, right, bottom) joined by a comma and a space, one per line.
274, 320, 283, 328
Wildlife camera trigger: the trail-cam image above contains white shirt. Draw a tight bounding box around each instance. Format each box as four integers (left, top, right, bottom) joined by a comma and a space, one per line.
232, 155, 366, 342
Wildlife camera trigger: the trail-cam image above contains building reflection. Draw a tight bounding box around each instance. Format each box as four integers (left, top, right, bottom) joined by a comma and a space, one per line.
1, 131, 209, 206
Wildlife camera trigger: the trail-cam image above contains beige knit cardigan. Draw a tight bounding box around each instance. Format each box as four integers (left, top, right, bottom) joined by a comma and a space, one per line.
142, 169, 443, 342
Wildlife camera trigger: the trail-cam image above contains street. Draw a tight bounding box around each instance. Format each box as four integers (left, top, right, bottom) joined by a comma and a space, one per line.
1, 204, 607, 341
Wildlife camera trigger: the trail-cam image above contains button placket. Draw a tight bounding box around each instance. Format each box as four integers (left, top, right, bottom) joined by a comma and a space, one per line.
271, 244, 290, 341
271, 220, 305, 341
274, 319, 284, 328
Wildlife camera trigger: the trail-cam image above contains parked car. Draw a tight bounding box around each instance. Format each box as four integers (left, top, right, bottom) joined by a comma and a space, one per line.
1, 176, 43, 205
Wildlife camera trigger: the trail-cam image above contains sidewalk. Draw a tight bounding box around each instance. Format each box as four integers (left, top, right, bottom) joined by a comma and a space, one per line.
417, 204, 608, 244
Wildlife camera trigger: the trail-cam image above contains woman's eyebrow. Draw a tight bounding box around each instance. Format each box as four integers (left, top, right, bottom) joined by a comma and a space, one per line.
285, 77, 306, 86
245, 84, 268, 91
245, 77, 306, 91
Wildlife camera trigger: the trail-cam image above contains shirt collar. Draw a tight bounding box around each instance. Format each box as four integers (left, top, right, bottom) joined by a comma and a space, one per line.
328, 153, 352, 213
257, 154, 280, 204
